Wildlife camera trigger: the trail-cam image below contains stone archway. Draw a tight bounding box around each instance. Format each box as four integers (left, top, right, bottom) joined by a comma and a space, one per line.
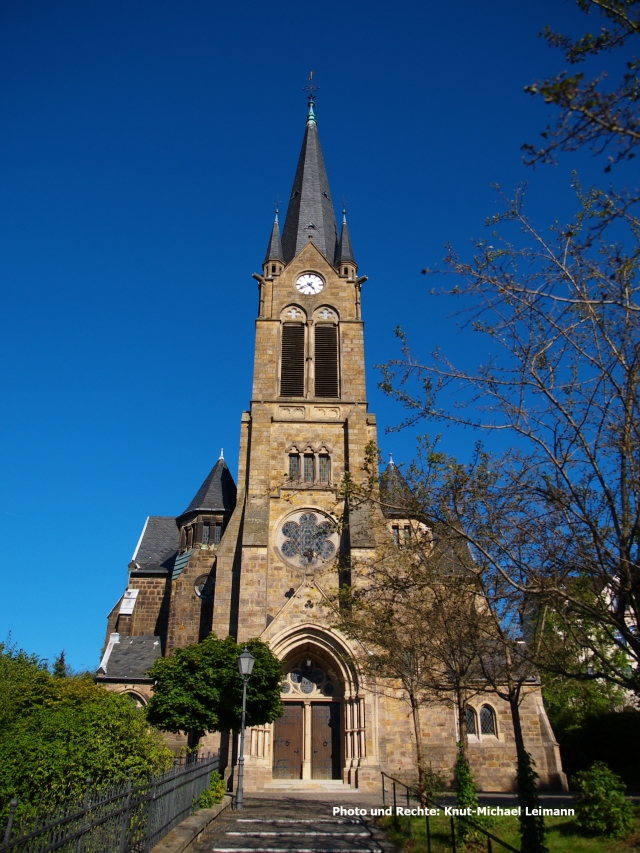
241, 625, 369, 789
274, 655, 343, 780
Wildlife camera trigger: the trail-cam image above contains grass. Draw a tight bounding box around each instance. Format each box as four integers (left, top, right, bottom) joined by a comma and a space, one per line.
377, 805, 640, 852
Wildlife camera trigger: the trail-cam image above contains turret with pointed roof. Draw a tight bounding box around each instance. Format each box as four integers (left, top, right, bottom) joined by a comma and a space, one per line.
336, 208, 356, 266
263, 211, 284, 264
380, 457, 414, 518
281, 97, 339, 265
177, 455, 237, 523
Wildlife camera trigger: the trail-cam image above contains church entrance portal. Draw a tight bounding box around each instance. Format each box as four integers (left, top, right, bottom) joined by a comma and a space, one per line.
272, 657, 342, 780
272, 701, 341, 779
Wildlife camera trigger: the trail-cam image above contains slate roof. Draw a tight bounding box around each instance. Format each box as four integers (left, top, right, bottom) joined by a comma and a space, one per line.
281, 100, 339, 265
380, 460, 414, 518
336, 212, 355, 264
180, 457, 237, 516
100, 635, 162, 680
131, 516, 179, 574
264, 213, 284, 263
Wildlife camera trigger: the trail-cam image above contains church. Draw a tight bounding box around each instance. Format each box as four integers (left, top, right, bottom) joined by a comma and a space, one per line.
97, 95, 566, 793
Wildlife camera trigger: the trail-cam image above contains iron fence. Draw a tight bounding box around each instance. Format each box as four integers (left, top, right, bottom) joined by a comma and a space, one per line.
381, 771, 520, 853
1, 753, 220, 853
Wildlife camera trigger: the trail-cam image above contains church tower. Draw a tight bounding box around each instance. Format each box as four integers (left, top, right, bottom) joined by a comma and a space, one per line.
207, 93, 381, 788
97, 94, 567, 794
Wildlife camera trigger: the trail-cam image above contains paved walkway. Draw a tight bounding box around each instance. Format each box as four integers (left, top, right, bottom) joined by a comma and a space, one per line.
194, 795, 397, 853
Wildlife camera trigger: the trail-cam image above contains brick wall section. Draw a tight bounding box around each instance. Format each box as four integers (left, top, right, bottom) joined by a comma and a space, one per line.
129, 576, 171, 638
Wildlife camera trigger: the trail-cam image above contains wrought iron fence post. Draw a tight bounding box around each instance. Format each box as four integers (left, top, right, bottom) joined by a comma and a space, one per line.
392, 781, 398, 828
75, 777, 92, 853
119, 770, 133, 853
425, 811, 431, 853
144, 772, 158, 853
1, 798, 18, 850
487, 835, 492, 852
450, 815, 457, 853
381, 772, 385, 807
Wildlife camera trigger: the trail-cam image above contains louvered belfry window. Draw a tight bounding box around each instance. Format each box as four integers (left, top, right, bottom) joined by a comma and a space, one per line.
314, 324, 339, 397
280, 324, 305, 397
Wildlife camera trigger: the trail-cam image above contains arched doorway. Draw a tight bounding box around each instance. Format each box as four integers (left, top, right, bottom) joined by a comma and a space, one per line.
273, 654, 343, 780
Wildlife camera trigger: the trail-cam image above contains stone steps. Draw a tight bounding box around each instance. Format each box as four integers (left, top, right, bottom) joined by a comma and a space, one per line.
196, 798, 395, 853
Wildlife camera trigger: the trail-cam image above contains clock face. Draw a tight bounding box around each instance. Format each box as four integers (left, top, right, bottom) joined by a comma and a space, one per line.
296, 273, 324, 295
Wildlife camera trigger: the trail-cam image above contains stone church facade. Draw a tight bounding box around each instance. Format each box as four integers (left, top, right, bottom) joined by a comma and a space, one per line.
97, 97, 566, 793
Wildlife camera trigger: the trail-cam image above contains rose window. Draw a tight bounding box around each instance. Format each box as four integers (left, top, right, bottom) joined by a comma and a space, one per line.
276, 510, 338, 568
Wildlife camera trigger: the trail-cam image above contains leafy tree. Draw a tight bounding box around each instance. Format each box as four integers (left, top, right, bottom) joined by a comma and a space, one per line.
0, 644, 172, 814
146, 634, 283, 748
0, 639, 48, 736
334, 474, 492, 802
51, 650, 69, 678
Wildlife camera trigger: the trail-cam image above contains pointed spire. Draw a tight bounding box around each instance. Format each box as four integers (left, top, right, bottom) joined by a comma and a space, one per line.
281, 96, 339, 265
336, 206, 356, 265
380, 458, 413, 518
263, 209, 284, 263
180, 457, 237, 517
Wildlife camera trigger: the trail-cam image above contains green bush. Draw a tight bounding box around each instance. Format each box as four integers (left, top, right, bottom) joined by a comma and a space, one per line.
0, 642, 172, 816
573, 761, 634, 838
454, 743, 489, 842
198, 772, 226, 808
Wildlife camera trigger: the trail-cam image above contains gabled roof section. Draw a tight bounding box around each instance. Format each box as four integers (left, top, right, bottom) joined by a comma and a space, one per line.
181, 456, 237, 516
281, 98, 339, 266
336, 209, 355, 265
264, 212, 284, 263
130, 516, 179, 574
98, 635, 162, 680
380, 458, 414, 518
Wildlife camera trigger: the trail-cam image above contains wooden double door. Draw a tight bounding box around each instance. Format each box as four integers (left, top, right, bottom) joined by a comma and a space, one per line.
272, 702, 341, 780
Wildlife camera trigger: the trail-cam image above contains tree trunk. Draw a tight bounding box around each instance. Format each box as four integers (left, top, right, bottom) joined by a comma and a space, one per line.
508, 696, 547, 853
455, 686, 468, 756
187, 730, 203, 752
409, 694, 426, 803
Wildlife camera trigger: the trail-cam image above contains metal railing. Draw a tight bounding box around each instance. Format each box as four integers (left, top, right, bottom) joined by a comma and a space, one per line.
381, 771, 520, 853
1, 753, 219, 853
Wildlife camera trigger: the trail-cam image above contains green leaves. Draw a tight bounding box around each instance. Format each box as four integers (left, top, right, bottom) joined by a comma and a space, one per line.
574, 761, 634, 837
146, 634, 283, 739
0, 644, 172, 815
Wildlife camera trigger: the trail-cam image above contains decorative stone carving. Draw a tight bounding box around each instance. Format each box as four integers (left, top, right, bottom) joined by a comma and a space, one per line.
277, 406, 306, 419
313, 407, 340, 419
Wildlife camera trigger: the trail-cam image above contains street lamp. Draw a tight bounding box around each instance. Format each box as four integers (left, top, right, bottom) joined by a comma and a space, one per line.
235, 646, 255, 811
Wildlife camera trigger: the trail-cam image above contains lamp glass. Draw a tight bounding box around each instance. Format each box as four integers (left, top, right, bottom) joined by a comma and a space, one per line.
238, 647, 256, 677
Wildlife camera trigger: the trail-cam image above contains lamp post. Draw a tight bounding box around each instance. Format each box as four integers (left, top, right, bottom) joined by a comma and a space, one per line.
235, 646, 255, 812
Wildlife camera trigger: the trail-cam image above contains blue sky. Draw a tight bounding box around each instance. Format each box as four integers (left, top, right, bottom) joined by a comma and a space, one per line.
0, 0, 616, 669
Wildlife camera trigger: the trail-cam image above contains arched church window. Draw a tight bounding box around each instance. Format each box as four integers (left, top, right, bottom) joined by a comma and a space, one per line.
465, 706, 477, 736
280, 324, 305, 397
314, 324, 339, 397
303, 454, 315, 482
480, 705, 497, 736
289, 453, 301, 481
318, 454, 330, 483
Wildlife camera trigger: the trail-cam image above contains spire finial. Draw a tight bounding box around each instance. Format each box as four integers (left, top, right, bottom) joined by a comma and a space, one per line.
274, 198, 280, 224
303, 70, 319, 125
389, 453, 394, 465
220, 448, 224, 459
